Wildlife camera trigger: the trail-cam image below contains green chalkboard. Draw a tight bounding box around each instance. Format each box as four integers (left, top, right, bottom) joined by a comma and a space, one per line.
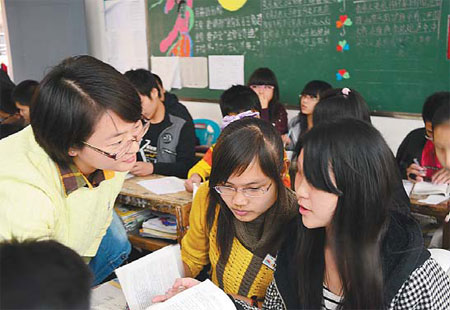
148, 0, 450, 113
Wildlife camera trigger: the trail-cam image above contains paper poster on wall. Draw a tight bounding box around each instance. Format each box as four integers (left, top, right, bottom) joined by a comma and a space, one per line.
208, 55, 244, 90
150, 57, 181, 91
104, 0, 148, 73
180, 57, 208, 88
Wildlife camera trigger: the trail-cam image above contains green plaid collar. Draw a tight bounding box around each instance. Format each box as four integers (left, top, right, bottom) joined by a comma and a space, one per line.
56, 163, 115, 196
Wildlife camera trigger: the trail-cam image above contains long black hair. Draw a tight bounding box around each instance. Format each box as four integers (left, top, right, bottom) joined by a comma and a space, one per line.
313, 88, 371, 126
247, 68, 281, 123
298, 80, 332, 134
206, 117, 292, 260
294, 118, 399, 309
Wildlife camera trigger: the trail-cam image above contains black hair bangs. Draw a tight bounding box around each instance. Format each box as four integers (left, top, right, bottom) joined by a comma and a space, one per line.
247, 68, 278, 87
209, 118, 284, 189
302, 131, 342, 197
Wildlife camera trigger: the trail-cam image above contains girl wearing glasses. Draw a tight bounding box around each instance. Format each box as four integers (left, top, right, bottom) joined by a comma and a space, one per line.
154, 117, 298, 306
247, 68, 288, 143
239, 119, 450, 309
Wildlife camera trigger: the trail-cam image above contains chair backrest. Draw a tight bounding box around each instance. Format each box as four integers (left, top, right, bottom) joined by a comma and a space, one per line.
429, 248, 450, 275
193, 119, 220, 146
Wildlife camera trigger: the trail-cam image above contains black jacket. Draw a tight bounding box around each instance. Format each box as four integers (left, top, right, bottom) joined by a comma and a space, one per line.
138, 111, 196, 178
396, 128, 427, 179
274, 212, 429, 309
163, 92, 193, 122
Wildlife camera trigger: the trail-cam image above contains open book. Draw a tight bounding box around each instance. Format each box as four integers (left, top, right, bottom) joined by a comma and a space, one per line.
411, 181, 450, 204
412, 182, 450, 196
115, 244, 236, 310
148, 279, 236, 310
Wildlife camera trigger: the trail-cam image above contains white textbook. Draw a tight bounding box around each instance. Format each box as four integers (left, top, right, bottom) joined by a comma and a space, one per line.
411, 181, 450, 197
115, 244, 184, 310
115, 244, 236, 310
148, 279, 236, 310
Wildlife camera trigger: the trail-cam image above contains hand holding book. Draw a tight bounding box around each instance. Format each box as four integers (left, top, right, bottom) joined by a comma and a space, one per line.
152, 278, 200, 303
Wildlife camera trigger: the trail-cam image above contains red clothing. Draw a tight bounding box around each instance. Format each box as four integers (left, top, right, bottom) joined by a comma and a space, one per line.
420, 140, 442, 179
260, 104, 288, 135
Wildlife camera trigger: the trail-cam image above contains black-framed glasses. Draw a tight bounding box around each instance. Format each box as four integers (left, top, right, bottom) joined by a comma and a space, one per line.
214, 183, 272, 198
82, 116, 150, 160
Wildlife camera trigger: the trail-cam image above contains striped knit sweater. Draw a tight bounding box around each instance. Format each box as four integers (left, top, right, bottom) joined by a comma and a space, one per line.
181, 182, 279, 299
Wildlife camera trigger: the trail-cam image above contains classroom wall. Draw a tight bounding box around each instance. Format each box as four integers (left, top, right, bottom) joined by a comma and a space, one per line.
5, 0, 88, 82
83, 1, 423, 154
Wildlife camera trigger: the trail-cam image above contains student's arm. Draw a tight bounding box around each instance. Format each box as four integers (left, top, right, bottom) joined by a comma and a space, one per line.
0, 181, 54, 241
153, 121, 196, 178
187, 146, 213, 180
181, 183, 211, 277
390, 258, 450, 309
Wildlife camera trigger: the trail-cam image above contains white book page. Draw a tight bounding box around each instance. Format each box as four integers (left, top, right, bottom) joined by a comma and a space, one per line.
412, 181, 449, 196
402, 180, 413, 197
137, 177, 186, 195
147, 280, 236, 310
91, 280, 127, 310
115, 244, 184, 310
418, 195, 450, 205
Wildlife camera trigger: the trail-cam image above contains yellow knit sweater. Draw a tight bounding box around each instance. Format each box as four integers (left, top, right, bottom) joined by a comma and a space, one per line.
181, 182, 275, 299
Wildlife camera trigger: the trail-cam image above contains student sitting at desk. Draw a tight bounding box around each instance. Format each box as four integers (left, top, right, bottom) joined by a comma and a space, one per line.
0, 56, 141, 285
428, 102, 450, 249
0, 70, 23, 139
11, 79, 39, 125
185, 85, 261, 192
124, 69, 196, 179
287, 80, 331, 152
396, 91, 450, 183
156, 118, 298, 305
0, 239, 92, 309
247, 68, 289, 145
432, 102, 450, 181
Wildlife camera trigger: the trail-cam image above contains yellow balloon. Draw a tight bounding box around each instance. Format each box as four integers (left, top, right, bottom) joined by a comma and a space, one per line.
218, 0, 248, 11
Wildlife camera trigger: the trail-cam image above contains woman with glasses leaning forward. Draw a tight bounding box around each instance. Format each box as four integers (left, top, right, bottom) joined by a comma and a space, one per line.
0, 56, 145, 286
153, 117, 298, 307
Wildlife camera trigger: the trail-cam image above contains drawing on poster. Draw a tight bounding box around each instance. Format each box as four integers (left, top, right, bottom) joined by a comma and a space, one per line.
153, 0, 195, 57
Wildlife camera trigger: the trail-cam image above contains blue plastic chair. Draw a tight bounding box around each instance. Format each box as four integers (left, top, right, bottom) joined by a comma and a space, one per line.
193, 119, 221, 148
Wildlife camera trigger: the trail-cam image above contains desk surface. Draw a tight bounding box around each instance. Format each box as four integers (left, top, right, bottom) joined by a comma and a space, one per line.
117, 175, 193, 248
410, 197, 450, 218
119, 175, 192, 208
410, 197, 450, 249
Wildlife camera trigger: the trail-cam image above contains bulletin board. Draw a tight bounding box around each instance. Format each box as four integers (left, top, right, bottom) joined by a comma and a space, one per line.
148, 0, 450, 113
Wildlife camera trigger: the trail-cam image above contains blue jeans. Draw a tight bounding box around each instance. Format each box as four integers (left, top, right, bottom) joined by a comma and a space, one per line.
89, 211, 131, 286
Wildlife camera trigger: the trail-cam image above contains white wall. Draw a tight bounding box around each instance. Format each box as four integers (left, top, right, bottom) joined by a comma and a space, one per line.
83, 0, 106, 61
182, 100, 423, 154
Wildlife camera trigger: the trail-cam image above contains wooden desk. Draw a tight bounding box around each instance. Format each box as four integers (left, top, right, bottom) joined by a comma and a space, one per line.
410, 197, 450, 249
115, 175, 192, 251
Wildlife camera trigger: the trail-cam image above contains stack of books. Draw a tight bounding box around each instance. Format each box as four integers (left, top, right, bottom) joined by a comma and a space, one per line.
140, 214, 177, 241
115, 204, 155, 233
